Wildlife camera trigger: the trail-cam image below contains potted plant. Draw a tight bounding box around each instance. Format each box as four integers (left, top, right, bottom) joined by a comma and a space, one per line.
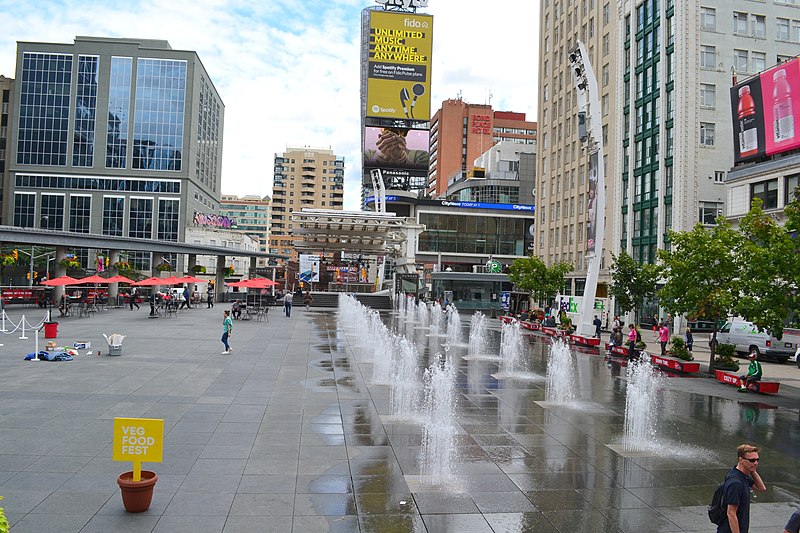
191, 264, 207, 274
714, 343, 740, 371
60, 257, 82, 269
155, 263, 173, 272
0, 495, 8, 533
668, 335, 693, 361
117, 470, 158, 513
222, 266, 235, 277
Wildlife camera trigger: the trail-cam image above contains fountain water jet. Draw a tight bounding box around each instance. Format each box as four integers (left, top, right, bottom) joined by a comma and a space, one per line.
462, 312, 499, 361
389, 337, 422, 421
623, 356, 663, 452
418, 354, 458, 485
545, 339, 577, 405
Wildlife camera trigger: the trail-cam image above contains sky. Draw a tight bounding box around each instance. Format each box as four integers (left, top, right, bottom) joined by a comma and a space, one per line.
0, 0, 539, 211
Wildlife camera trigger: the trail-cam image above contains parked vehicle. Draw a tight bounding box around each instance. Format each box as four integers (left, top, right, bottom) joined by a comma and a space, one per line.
792, 345, 800, 368
712, 321, 795, 363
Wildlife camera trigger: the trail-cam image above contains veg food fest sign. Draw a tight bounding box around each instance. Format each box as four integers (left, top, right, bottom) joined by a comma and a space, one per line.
113, 418, 164, 463
366, 10, 433, 121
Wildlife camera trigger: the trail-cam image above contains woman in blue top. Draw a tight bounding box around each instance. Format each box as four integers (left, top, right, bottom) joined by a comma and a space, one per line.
221, 310, 233, 354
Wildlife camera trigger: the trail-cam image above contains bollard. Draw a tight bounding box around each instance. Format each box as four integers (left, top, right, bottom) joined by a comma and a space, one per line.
1, 309, 7, 332
19, 314, 28, 339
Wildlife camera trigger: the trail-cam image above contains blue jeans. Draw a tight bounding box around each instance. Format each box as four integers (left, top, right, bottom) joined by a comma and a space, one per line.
284, 302, 292, 317
221, 332, 229, 350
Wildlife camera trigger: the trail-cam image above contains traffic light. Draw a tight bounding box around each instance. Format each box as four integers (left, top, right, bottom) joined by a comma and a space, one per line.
12, 249, 18, 262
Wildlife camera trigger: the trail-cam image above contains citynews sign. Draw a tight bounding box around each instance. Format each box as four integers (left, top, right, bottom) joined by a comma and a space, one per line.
376, 0, 428, 7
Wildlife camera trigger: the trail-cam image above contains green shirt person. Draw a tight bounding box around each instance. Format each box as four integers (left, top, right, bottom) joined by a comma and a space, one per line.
738, 352, 763, 392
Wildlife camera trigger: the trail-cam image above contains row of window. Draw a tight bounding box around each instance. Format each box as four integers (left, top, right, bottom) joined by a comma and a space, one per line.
751, 175, 800, 210
13, 193, 180, 241
16, 174, 181, 193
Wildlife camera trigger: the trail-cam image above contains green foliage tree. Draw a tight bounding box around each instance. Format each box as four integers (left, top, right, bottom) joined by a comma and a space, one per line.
735, 198, 799, 338
508, 256, 573, 308
658, 218, 742, 373
609, 251, 661, 322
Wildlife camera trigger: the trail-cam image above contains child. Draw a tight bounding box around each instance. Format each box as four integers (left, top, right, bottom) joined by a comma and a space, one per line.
685, 327, 694, 353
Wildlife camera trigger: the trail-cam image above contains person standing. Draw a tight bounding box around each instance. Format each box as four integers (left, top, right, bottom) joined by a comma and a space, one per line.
657, 322, 670, 355
593, 315, 602, 339
284, 292, 293, 317
180, 285, 191, 309
665, 313, 674, 335
129, 287, 139, 310
221, 310, 233, 354
207, 283, 214, 308
627, 324, 638, 359
303, 291, 313, 311
685, 327, 694, 353
717, 443, 766, 533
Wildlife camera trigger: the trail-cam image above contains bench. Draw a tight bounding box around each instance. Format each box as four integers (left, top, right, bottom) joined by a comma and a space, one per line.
650, 354, 700, 373
604, 343, 643, 358
541, 326, 566, 337
499, 316, 515, 324
568, 334, 601, 347
715, 370, 780, 394
520, 321, 541, 331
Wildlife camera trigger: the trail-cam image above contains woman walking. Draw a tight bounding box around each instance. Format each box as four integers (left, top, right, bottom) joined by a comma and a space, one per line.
221, 310, 233, 354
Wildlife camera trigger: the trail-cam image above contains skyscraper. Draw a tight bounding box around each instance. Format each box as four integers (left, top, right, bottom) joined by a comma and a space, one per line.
272, 147, 344, 262
5, 36, 224, 271
219, 195, 271, 267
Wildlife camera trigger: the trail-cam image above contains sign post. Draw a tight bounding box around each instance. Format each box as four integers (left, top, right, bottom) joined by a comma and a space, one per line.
113, 418, 164, 481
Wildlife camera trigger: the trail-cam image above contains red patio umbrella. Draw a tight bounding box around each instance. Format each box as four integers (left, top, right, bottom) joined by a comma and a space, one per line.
177, 275, 205, 284
40, 275, 80, 286
105, 275, 135, 284
77, 274, 112, 284
133, 277, 166, 286
160, 276, 183, 285
247, 278, 278, 288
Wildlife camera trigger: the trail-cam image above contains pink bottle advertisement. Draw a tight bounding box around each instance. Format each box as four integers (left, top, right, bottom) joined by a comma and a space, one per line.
762, 58, 800, 155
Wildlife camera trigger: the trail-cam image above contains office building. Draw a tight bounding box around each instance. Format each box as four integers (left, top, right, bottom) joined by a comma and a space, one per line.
219, 194, 270, 267
0, 75, 13, 222
5, 36, 224, 271
428, 99, 536, 198
272, 147, 344, 263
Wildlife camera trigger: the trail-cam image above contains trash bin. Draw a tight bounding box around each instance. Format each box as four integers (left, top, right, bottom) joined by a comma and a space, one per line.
44, 321, 58, 339
103, 333, 125, 356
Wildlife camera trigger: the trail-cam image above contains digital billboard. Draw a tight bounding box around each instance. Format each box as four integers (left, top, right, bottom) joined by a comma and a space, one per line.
364, 126, 429, 188
731, 57, 800, 163
366, 11, 433, 121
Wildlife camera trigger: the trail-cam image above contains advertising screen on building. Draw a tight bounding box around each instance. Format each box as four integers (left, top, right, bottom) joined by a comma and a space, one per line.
364, 126, 429, 188
298, 254, 320, 283
366, 11, 433, 121
731, 57, 800, 163
586, 152, 598, 253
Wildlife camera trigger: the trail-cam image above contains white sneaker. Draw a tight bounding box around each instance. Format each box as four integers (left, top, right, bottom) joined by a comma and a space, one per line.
221, 350, 230, 354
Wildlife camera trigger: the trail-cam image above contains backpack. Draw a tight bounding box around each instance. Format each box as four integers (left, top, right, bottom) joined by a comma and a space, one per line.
635, 329, 642, 342
708, 481, 726, 525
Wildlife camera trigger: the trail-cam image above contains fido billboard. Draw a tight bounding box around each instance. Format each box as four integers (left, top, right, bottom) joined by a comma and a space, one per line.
731, 57, 800, 163
366, 11, 433, 121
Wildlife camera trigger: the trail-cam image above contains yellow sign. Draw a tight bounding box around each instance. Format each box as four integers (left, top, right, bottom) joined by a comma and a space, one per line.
113, 418, 164, 463
366, 11, 434, 121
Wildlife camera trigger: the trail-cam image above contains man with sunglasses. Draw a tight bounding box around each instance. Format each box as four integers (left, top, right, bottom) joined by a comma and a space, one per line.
718, 444, 767, 533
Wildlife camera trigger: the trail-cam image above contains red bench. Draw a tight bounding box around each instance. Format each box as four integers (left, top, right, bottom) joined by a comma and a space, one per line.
715, 370, 780, 394
604, 343, 639, 357
520, 321, 541, 331
499, 315, 515, 324
650, 354, 700, 373
541, 326, 565, 337
568, 334, 601, 347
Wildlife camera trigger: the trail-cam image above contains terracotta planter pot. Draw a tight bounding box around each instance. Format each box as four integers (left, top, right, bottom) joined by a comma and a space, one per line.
117, 470, 158, 513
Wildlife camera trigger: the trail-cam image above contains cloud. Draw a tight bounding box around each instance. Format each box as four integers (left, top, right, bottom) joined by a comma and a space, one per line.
0, 0, 538, 211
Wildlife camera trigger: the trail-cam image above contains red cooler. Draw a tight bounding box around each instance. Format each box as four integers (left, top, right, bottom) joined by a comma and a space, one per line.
44, 322, 58, 339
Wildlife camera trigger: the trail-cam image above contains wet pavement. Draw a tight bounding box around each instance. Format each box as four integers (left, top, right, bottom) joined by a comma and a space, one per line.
0, 303, 798, 532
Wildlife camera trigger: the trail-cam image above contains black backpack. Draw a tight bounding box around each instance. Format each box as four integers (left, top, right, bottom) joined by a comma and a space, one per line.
708, 481, 726, 525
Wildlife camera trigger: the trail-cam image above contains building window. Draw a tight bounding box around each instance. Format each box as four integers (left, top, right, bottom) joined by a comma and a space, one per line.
785, 173, 800, 202
700, 83, 716, 108
128, 197, 153, 239
701, 7, 716, 31
103, 196, 125, 236
733, 12, 749, 35
700, 122, 715, 146
17, 52, 72, 166
752, 15, 766, 38
132, 58, 187, 171
69, 195, 91, 233
41, 194, 65, 230
777, 18, 790, 40
751, 52, 766, 73
73, 55, 99, 167
157, 198, 180, 241
715, 170, 725, 183
700, 45, 716, 68
14, 193, 35, 228
699, 201, 723, 224
734, 49, 748, 73
751, 178, 778, 209
107, 57, 132, 169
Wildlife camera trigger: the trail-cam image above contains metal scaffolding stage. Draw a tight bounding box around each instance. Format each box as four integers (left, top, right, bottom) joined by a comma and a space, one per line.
290, 209, 416, 255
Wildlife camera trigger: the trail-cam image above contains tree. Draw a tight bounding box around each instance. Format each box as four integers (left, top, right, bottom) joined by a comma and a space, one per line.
658, 218, 742, 373
608, 251, 660, 322
508, 256, 573, 308
735, 198, 799, 338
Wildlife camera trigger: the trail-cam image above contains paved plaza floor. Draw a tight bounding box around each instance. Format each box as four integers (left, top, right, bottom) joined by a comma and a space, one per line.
0, 302, 798, 532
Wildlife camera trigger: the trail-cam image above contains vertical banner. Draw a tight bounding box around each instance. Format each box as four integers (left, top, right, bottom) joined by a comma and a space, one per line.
298, 255, 320, 283
586, 152, 599, 253
366, 11, 434, 121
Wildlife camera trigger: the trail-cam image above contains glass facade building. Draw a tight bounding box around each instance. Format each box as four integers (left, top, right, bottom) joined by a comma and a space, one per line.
6, 37, 224, 272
